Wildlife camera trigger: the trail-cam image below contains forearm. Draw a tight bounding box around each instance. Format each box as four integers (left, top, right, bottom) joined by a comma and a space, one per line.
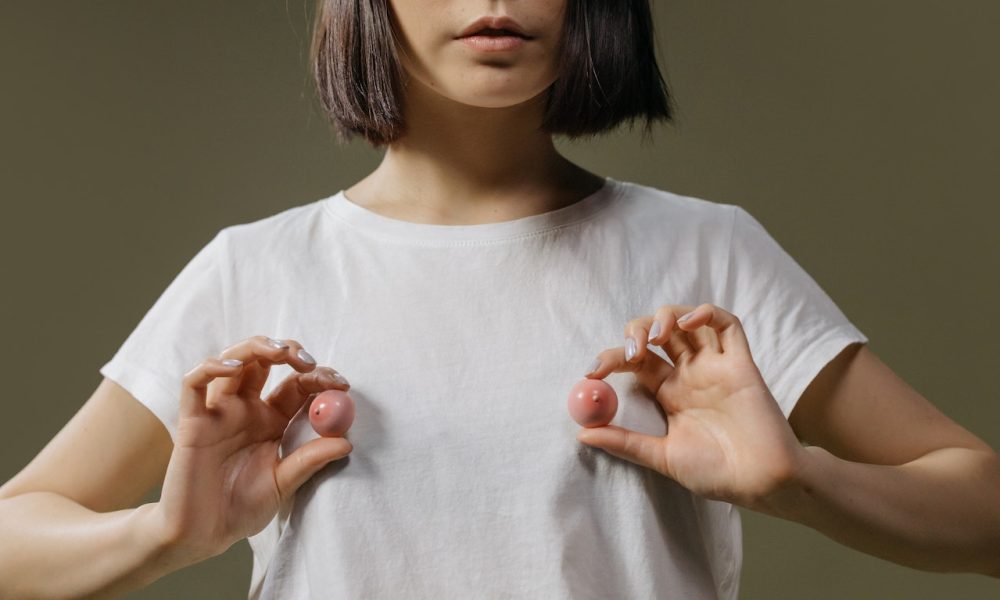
0, 492, 196, 599
758, 445, 1000, 576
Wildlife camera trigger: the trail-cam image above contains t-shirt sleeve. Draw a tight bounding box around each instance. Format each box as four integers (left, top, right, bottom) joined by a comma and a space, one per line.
716, 205, 869, 420
98, 229, 231, 441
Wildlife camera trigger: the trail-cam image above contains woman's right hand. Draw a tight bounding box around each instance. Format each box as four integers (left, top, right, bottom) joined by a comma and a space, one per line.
152, 335, 352, 562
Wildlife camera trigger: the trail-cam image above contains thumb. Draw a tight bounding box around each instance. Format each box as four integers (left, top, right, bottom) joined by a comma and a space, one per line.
275, 437, 353, 498
577, 424, 669, 477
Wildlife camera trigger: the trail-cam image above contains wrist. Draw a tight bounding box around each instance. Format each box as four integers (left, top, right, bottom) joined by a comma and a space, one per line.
129, 502, 210, 572
752, 443, 828, 519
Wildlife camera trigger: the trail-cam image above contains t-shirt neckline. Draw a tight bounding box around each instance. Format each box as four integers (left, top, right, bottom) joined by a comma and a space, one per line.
322, 176, 623, 244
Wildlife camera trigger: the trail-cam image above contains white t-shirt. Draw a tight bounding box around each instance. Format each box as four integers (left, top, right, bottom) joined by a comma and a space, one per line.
99, 176, 868, 599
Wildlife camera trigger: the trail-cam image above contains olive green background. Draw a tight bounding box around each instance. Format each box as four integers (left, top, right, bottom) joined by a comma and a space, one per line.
2, 1, 997, 598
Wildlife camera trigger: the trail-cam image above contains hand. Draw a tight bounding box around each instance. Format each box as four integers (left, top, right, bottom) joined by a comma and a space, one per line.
152, 335, 353, 561
578, 303, 806, 510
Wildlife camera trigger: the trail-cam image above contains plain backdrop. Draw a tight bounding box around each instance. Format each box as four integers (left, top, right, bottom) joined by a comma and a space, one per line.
1, 2, 998, 598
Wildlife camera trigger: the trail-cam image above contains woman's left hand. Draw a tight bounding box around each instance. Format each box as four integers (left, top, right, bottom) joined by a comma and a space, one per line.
578, 302, 806, 510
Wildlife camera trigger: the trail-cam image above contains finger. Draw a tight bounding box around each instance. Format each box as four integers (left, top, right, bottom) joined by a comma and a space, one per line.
648, 305, 700, 365
684, 318, 722, 353
624, 312, 711, 362
692, 327, 721, 353
577, 424, 670, 478
586, 345, 674, 404
237, 337, 317, 398
623, 315, 658, 366
675, 303, 750, 355
275, 437, 353, 500
210, 336, 302, 396
214, 336, 289, 395
673, 303, 721, 353
181, 356, 245, 414
265, 367, 350, 421
657, 304, 721, 353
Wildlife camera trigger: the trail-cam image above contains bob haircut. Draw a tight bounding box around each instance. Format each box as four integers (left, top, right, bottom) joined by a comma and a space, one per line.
310, 0, 674, 147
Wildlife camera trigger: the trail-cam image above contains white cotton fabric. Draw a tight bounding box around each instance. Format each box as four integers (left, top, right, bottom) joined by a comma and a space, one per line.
99, 176, 868, 599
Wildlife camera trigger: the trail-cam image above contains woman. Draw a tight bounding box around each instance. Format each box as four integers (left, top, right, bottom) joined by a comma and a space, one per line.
1, 1, 998, 598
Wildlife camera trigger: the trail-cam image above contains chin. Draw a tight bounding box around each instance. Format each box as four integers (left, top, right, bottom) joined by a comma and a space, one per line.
440, 77, 553, 109
449, 92, 539, 109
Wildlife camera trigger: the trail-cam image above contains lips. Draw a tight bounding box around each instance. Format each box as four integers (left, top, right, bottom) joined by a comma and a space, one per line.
456, 15, 533, 40
473, 28, 527, 38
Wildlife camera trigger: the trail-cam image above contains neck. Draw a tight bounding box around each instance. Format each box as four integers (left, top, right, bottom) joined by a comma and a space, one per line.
345, 77, 603, 225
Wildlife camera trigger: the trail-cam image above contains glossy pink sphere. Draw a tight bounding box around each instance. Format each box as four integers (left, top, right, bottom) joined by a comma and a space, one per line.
567, 378, 618, 428
308, 389, 355, 437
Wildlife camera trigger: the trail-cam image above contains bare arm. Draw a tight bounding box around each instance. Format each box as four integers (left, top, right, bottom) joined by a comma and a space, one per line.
579, 303, 1000, 577
0, 377, 189, 599
772, 343, 1000, 576
765, 442, 1000, 576
0, 493, 193, 599
0, 336, 352, 599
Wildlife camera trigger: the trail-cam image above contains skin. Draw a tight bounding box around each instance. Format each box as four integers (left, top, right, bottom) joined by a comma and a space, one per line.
346, 0, 608, 225
365, 4, 1000, 574
579, 304, 1000, 575
156, 337, 353, 561
1, 2, 998, 598
0, 337, 351, 598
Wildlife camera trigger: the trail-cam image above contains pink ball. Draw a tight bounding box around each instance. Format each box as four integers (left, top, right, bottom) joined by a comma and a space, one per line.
308, 389, 355, 438
567, 378, 618, 428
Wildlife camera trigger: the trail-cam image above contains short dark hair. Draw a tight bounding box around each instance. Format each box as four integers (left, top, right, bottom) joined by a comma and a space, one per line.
310, 0, 674, 147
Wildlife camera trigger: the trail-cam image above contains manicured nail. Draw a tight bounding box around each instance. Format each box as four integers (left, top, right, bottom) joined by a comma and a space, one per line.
333, 373, 349, 386
266, 337, 288, 349
585, 357, 601, 375
222, 358, 243, 367
297, 348, 316, 365
625, 337, 637, 362
677, 310, 695, 324
647, 321, 662, 341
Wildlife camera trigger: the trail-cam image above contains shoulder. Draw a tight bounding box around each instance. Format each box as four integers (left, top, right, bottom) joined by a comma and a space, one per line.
612, 179, 739, 237
216, 195, 331, 254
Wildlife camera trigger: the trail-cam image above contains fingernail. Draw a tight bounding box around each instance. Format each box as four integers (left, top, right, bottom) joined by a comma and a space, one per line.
647, 321, 661, 341
333, 373, 349, 386
585, 357, 601, 375
266, 337, 289, 349
625, 337, 637, 362
677, 311, 695, 324
222, 358, 243, 367
297, 348, 316, 365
